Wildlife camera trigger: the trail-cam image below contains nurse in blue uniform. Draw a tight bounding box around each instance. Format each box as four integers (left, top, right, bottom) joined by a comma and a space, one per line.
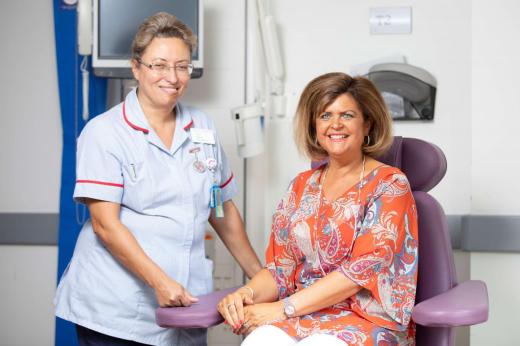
54, 12, 262, 346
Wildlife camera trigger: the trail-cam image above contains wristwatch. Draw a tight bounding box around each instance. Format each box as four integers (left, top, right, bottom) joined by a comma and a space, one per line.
283, 297, 296, 318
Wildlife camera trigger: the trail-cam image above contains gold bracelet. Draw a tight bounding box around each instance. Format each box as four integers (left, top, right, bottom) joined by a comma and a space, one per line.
243, 285, 254, 300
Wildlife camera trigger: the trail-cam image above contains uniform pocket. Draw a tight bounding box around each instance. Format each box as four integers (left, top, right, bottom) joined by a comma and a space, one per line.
122, 161, 145, 183
121, 161, 146, 210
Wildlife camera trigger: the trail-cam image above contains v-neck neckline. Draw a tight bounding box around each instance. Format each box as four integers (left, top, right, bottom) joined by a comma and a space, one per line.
318, 164, 386, 204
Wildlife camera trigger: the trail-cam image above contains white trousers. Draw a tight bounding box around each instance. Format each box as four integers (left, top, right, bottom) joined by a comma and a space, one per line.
241, 325, 347, 346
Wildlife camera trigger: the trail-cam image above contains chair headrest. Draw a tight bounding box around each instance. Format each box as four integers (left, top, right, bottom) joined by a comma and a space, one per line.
311, 136, 447, 192
377, 136, 447, 192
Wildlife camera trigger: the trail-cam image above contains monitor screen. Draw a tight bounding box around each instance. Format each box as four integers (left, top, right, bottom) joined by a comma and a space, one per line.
93, 0, 203, 79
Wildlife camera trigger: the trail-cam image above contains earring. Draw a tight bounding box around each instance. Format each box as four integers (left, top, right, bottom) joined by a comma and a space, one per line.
364, 135, 371, 146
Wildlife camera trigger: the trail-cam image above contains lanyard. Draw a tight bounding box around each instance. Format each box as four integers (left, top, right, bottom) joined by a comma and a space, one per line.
189, 130, 225, 218
203, 143, 224, 218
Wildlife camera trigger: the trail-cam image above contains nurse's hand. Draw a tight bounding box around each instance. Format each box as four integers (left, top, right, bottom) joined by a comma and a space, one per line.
154, 277, 199, 307
217, 287, 254, 331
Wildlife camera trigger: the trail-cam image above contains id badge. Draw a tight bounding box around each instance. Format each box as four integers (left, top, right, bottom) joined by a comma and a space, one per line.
191, 128, 215, 145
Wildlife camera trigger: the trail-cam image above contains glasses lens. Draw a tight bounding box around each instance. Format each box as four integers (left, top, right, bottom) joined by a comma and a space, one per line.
143, 60, 193, 76
175, 64, 193, 76
151, 63, 169, 73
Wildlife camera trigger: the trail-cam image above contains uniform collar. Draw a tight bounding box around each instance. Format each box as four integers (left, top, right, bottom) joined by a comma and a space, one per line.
122, 88, 193, 134
122, 88, 194, 156
170, 103, 193, 155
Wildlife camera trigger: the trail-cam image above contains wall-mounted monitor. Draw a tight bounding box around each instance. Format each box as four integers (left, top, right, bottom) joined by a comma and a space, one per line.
92, 0, 203, 79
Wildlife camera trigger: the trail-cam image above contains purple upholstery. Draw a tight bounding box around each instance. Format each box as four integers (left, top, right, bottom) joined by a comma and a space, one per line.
378, 136, 447, 192
155, 136, 488, 346
156, 286, 239, 329
312, 136, 447, 192
412, 191, 458, 345
378, 137, 488, 346
412, 280, 489, 327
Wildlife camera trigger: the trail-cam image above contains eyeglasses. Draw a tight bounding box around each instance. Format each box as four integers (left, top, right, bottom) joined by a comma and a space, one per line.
137, 59, 194, 76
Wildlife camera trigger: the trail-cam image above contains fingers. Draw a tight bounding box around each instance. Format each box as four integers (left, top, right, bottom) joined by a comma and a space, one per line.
243, 322, 256, 336
217, 293, 245, 329
186, 291, 199, 303
178, 294, 193, 307
227, 302, 241, 328
155, 281, 198, 307
236, 318, 257, 336
219, 301, 238, 329
234, 296, 246, 326
179, 290, 199, 306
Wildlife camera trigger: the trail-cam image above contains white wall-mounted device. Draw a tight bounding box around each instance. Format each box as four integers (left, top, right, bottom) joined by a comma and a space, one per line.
231, 0, 286, 158
77, 0, 92, 55
231, 103, 264, 158
77, 0, 92, 121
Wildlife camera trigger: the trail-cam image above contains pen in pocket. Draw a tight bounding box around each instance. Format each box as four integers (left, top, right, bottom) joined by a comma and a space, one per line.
130, 163, 137, 179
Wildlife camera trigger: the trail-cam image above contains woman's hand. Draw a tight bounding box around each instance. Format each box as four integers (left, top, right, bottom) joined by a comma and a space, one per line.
238, 301, 286, 335
153, 276, 198, 307
217, 287, 254, 330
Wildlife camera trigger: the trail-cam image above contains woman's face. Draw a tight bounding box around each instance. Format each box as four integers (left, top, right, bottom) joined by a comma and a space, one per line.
131, 37, 191, 110
315, 93, 370, 160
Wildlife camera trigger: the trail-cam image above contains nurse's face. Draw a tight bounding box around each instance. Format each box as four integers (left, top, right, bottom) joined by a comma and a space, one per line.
132, 37, 191, 110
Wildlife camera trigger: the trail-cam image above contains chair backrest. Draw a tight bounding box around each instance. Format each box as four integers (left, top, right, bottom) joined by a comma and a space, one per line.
378, 136, 456, 345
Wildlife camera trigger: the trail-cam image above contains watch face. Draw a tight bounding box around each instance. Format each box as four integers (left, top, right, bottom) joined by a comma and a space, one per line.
284, 298, 296, 317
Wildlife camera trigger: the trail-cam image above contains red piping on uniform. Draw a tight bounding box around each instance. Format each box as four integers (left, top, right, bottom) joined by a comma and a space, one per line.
123, 102, 149, 134
220, 173, 234, 189
183, 119, 193, 130
77, 180, 124, 188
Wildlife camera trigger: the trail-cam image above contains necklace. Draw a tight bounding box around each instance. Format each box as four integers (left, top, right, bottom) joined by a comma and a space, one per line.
314, 155, 366, 275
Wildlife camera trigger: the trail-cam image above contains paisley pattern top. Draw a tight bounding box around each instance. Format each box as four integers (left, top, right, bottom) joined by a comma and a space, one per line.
266, 165, 419, 345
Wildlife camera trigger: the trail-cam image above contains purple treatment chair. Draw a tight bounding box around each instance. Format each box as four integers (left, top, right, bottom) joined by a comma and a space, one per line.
156, 136, 489, 345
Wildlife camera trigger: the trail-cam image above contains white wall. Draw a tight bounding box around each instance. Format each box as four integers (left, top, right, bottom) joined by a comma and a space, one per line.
0, 246, 57, 346
470, 1, 520, 345
0, 1, 61, 213
0, 1, 61, 346
471, 0, 520, 215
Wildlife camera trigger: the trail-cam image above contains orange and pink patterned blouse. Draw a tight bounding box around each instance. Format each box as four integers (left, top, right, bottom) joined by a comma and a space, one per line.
266, 165, 419, 345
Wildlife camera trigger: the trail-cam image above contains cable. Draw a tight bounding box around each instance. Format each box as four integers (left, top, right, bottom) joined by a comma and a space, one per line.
74, 25, 88, 226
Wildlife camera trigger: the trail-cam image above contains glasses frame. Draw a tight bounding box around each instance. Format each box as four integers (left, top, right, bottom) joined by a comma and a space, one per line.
137, 59, 194, 77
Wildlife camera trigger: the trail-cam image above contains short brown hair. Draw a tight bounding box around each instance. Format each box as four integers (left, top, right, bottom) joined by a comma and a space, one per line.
294, 72, 393, 160
131, 12, 197, 61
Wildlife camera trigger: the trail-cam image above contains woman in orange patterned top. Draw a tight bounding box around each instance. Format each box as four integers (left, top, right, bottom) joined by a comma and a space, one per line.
218, 72, 419, 345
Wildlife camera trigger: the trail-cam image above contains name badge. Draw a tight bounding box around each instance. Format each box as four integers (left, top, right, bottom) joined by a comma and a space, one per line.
190, 128, 215, 145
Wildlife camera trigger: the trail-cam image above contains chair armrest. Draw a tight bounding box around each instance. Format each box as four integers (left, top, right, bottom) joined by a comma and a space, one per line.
412, 280, 489, 327
155, 286, 240, 329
